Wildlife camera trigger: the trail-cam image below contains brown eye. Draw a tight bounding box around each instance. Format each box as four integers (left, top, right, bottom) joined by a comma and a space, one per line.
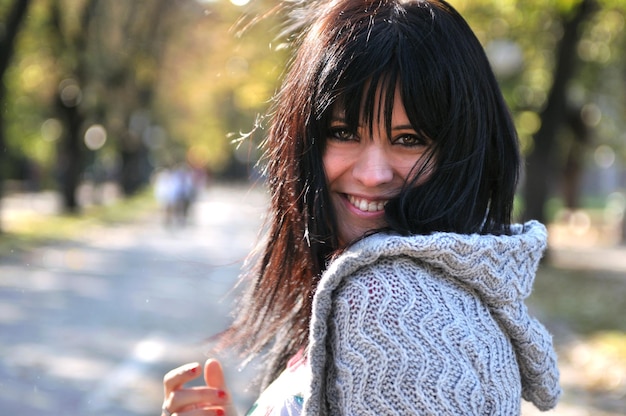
329, 127, 357, 142
393, 134, 428, 147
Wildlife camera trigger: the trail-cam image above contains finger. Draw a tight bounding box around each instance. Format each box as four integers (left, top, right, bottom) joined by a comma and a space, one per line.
179, 407, 225, 416
164, 362, 202, 394
204, 359, 226, 390
168, 386, 229, 411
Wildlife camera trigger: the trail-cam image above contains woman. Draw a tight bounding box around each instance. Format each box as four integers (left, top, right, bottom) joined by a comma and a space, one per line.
161, 0, 561, 414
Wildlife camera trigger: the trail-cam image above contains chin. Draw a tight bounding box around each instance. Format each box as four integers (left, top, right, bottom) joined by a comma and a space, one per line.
338, 226, 369, 247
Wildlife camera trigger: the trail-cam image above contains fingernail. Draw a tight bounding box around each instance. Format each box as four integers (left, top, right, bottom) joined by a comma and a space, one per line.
181, 363, 199, 374
216, 409, 225, 416
217, 390, 227, 399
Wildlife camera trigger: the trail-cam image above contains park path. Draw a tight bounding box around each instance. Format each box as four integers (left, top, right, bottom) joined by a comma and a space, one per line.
1, 183, 625, 415
0, 183, 267, 415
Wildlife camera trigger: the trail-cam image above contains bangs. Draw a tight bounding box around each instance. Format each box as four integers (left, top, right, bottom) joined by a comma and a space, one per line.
311, 12, 448, 145
288, 0, 520, 235
335, 69, 401, 139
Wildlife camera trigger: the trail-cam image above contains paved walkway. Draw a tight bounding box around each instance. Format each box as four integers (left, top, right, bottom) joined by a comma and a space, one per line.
0, 184, 267, 415
550, 243, 626, 274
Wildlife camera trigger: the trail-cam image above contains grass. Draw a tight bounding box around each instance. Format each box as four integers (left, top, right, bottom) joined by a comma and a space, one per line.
531, 265, 626, 334
0, 187, 157, 257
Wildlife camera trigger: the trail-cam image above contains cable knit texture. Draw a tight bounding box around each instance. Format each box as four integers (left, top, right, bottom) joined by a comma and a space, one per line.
303, 221, 561, 415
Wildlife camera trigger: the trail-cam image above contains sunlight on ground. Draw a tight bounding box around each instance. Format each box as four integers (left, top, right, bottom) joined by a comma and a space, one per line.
564, 332, 626, 394
548, 202, 625, 249
521, 331, 626, 415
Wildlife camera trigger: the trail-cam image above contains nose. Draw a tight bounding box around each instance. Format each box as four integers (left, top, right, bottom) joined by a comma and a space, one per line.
352, 143, 394, 187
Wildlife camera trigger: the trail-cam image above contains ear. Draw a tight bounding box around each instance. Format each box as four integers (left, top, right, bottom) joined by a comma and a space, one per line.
204, 358, 226, 389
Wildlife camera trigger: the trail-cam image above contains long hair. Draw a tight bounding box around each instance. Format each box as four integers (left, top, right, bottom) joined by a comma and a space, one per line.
220, 0, 520, 386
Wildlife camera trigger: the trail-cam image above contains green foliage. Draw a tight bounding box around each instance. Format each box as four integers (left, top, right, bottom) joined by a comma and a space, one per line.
1, 0, 625, 184
153, 0, 287, 172
531, 264, 626, 333
3, 0, 58, 179
452, 0, 626, 191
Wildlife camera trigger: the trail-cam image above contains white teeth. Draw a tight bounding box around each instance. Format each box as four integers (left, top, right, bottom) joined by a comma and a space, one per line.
347, 195, 387, 212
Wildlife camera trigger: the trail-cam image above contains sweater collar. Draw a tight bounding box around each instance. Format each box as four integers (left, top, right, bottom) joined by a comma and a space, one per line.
341, 220, 548, 306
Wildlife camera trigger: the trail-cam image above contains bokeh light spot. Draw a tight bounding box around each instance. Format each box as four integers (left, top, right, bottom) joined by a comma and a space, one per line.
41, 118, 63, 142
594, 145, 615, 169
84, 124, 107, 151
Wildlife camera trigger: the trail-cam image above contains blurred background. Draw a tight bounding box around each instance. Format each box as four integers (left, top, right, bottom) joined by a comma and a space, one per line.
0, 0, 625, 415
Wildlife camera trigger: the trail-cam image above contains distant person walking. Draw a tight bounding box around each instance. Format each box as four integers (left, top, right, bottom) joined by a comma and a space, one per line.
155, 163, 206, 227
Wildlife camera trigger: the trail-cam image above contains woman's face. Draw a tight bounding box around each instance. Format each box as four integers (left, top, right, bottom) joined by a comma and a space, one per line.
323, 88, 434, 247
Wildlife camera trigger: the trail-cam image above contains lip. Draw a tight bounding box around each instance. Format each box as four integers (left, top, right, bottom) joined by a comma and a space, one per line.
343, 193, 388, 217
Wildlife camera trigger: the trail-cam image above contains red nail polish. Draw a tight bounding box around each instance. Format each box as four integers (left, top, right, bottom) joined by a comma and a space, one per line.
217, 390, 227, 399
190, 367, 197, 373
216, 409, 225, 416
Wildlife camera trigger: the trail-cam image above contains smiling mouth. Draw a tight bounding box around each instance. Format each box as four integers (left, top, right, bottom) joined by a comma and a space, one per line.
347, 195, 388, 212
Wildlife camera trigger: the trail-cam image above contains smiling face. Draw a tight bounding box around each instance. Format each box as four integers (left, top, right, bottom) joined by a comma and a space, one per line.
323, 86, 434, 247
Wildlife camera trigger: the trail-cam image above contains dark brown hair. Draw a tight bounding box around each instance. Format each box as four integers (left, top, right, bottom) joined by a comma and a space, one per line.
220, 0, 520, 386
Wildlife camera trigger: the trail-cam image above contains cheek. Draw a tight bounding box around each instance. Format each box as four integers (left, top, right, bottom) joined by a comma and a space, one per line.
322, 154, 334, 183
397, 160, 418, 180
398, 153, 436, 184
322, 150, 348, 185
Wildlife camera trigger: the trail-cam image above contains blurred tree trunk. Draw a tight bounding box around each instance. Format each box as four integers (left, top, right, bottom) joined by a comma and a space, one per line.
0, 0, 31, 233
48, 0, 99, 213
562, 106, 590, 210
91, 0, 175, 196
54, 80, 83, 212
522, 0, 598, 223
120, 1, 173, 196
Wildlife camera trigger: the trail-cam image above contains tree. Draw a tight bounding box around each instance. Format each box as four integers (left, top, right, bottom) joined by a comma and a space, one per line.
457, 0, 624, 230
87, 0, 181, 195
45, 0, 181, 208
46, 0, 99, 213
3, 0, 620, 226
522, 0, 599, 224
0, 0, 32, 233
154, 0, 287, 179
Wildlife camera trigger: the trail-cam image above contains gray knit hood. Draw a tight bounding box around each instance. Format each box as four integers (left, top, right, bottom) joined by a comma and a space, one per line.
305, 220, 561, 415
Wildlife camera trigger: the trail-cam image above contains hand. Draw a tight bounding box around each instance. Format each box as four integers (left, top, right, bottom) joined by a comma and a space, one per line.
162, 358, 237, 416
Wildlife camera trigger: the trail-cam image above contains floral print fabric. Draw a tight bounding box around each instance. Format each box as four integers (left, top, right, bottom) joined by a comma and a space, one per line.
245, 351, 308, 416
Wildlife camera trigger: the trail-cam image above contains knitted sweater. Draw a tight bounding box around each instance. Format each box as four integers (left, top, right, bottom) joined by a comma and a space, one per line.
303, 221, 561, 415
